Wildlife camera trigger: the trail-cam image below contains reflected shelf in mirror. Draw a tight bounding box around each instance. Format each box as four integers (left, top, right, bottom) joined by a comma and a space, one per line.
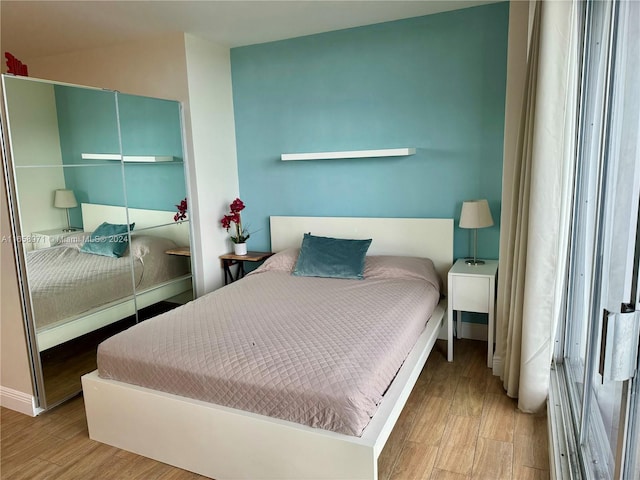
81, 153, 175, 162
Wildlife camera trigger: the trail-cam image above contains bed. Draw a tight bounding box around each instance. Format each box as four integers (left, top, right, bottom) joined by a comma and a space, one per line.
31, 203, 192, 351
82, 216, 453, 480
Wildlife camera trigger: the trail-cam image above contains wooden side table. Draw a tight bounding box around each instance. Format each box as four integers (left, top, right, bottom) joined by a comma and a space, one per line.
219, 251, 273, 285
165, 246, 191, 256
447, 258, 498, 367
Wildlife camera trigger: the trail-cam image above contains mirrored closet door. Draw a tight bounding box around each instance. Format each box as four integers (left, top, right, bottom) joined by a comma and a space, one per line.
1, 75, 193, 409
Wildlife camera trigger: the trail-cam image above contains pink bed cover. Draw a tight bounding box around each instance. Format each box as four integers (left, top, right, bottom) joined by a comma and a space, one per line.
97, 256, 441, 436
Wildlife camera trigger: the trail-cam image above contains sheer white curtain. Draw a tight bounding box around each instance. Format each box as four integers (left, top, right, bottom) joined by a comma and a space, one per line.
494, 0, 581, 413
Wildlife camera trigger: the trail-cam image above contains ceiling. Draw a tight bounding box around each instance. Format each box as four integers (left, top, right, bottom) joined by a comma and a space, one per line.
1, 0, 497, 60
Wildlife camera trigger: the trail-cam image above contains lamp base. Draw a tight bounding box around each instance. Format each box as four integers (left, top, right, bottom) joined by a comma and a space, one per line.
62, 227, 78, 232
465, 258, 485, 266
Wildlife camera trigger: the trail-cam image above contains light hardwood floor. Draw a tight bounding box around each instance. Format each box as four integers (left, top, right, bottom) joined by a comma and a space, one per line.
0, 339, 549, 479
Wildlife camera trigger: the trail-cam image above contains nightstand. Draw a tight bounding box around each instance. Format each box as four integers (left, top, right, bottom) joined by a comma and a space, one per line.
447, 258, 498, 367
219, 251, 274, 285
31, 228, 83, 250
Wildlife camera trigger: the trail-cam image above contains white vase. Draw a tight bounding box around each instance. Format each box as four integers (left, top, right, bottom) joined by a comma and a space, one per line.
234, 242, 247, 256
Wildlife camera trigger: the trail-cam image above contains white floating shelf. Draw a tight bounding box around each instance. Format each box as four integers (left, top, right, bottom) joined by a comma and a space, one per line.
122, 156, 174, 163
281, 148, 416, 161
81, 153, 121, 161
81, 153, 174, 162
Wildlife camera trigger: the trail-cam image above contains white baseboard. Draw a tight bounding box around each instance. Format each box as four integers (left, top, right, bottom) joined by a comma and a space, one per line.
0, 386, 40, 416
458, 322, 488, 342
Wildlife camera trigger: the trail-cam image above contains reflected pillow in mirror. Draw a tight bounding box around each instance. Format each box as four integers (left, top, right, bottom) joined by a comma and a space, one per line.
80, 222, 135, 258
293, 233, 372, 279
129, 234, 179, 259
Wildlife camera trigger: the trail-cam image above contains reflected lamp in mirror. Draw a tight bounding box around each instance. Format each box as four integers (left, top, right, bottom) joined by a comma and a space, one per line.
54, 189, 78, 232
459, 199, 493, 266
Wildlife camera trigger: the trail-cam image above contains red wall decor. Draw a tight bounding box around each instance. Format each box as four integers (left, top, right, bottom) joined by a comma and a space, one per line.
5, 52, 29, 76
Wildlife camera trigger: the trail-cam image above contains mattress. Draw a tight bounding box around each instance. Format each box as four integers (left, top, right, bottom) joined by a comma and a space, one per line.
28, 235, 189, 330
97, 254, 441, 436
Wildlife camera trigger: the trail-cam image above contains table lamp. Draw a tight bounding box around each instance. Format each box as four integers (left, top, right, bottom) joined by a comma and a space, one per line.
54, 189, 78, 232
459, 199, 493, 265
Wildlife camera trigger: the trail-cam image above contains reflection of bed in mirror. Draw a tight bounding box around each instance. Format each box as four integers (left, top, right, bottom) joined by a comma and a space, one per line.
30, 203, 192, 352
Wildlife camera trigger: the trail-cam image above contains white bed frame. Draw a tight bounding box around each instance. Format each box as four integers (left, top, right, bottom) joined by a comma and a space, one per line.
82, 216, 453, 480
35, 203, 192, 351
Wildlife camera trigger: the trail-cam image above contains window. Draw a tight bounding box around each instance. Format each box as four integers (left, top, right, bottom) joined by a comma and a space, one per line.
554, 1, 640, 478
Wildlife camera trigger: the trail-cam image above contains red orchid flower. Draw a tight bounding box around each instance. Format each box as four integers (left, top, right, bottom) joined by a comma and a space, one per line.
174, 198, 187, 222
229, 198, 245, 213
219, 198, 250, 243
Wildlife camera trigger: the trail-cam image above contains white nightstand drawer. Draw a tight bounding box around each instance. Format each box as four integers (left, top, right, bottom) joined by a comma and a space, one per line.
451, 275, 490, 313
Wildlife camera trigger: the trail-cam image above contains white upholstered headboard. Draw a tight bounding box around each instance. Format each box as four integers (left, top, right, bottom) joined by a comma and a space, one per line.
270, 216, 453, 287
81, 203, 190, 246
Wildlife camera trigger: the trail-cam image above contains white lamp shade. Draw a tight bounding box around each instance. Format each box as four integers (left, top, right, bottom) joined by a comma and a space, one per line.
53, 189, 78, 209
459, 199, 494, 229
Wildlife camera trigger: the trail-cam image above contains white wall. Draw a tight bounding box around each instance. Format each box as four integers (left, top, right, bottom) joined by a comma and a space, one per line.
184, 34, 239, 294
4, 79, 66, 249
27, 33, 191, 104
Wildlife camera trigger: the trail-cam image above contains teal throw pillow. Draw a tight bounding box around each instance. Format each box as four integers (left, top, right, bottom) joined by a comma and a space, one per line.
292, 233, 372, 280
80, 222, 135, 258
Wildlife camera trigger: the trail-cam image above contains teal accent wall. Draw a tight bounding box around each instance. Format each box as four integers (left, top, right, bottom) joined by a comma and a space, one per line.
230, 2, 509, 260
117, 93, 187, 212
55, 86, 186, 228
117, 93, 183, 157
55, 85, 121, 227
55, 86, 120, 157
